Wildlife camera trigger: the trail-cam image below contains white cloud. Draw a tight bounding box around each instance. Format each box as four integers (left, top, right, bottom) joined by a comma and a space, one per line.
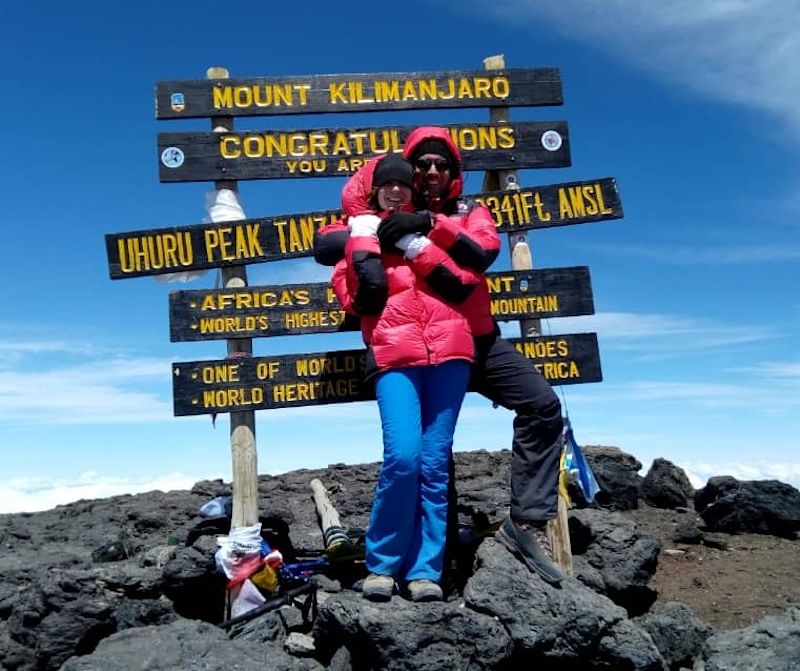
683, 460, 800, 491
477, 0, 800, 137
0, 356, 174, 425
736, 361, 800, 380
0, 471, 210, 514
582, 243, 800, 265
0, 338, 96, 368
550, 311, 778, 355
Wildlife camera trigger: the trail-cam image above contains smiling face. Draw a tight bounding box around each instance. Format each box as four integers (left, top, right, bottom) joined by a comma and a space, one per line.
376, 181, 412, 211
413, 152, 452, 199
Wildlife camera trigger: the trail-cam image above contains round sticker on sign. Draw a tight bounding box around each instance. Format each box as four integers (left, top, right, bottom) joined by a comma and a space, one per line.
161, 147, 185, 169
540, 130, 563, 152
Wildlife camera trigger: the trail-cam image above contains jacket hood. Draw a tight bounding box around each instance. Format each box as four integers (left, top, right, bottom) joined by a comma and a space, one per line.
402, 126, 463, 207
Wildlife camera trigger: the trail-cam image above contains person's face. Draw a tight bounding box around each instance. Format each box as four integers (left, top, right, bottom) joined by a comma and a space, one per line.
413, 152, 452, 199
376, 181, 412, 211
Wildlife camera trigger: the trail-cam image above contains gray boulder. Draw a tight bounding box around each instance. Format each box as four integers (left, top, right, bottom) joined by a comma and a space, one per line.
694, 605, 800, 671
642, 459, 695, 510
584, 446, 643, 510
463, 538, 667, 669
314, 590, 510, 670
636, 602, 714, 670
570, 508, 661, 615
59, 617, 323, 671
695, 477, 800, 538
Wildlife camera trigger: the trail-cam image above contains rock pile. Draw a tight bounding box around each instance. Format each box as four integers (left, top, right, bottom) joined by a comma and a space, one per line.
0, 448, 798, 670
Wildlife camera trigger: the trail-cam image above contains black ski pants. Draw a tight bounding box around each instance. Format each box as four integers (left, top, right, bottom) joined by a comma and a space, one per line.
471, 333, 563, 521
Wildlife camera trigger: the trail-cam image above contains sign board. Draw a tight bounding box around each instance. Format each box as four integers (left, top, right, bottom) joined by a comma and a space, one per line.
106, 177, 620, 279
156, 68, 563, 119
157, 121, 570, 182
168, 267, 594, 342
171, 333, 602, 416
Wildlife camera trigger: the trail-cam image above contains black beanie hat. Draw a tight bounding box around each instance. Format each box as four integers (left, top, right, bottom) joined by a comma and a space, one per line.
409, 139, 456, 166
372, 154, 414, 188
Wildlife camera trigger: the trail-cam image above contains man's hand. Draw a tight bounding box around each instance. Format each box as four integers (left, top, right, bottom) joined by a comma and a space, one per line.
377, 211, 432, 249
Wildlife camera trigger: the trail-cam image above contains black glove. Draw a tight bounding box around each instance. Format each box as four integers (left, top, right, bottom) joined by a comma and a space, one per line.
377, 211, 432, 250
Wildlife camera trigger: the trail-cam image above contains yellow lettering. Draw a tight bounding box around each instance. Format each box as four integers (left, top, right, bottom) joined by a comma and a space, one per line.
375, 80, 400, 102
294, 84, 310, 105
497, 126, 515, 149
233, 85, 252, 108
457, 78, 474, 99
273, 220, 288, 253
493, 76, 510, 99
558, 189, 574, 218
213, 86, 233, 110
329, 82, 347, 104
243, 135, 264, 158
402, 80, 418, 101
219, 136, 241, 158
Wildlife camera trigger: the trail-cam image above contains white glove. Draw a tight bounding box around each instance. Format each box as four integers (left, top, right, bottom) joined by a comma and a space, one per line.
400, 235, 431, 260
348, 214, 381, 238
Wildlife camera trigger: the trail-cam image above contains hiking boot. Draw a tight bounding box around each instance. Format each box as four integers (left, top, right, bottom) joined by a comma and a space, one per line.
407, 579, 443, 602
362, 574, 395, 601
496, 517, 565, 586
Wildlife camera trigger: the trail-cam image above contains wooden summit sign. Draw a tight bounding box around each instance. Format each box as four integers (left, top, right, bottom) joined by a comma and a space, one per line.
171, 333, 602, 416
157, 121, 570, 182
106, 177, 621, 279
168, 267, 595, 342
155, 68, 563, 119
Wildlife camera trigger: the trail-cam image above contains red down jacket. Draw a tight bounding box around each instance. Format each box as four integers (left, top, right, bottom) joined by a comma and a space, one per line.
332, 154, 481, 377
316, 127, 500, 339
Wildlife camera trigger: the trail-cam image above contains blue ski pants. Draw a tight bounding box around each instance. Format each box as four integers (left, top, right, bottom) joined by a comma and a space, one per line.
366, 360, 470, 582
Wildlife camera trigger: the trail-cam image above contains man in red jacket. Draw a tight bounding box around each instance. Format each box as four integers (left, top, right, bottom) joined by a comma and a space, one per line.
315, 127, 565, 586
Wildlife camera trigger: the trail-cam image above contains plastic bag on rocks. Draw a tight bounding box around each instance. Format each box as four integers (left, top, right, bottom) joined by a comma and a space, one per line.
230, 578, 266, 619
199, 495, 232, 518
215, 523, 264, 584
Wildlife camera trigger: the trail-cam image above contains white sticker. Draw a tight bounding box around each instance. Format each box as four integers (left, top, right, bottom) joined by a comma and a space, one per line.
161, 147, 185, 168
541, 130, 563, 152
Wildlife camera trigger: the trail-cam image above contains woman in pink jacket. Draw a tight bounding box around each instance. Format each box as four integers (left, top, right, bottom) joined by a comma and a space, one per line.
332, 154, 480, 602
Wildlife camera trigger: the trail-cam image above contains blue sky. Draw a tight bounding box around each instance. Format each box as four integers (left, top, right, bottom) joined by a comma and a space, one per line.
1, 0, 798, 513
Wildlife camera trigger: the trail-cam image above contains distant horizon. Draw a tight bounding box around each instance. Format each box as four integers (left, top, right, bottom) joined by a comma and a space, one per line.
2, 441, 797, 515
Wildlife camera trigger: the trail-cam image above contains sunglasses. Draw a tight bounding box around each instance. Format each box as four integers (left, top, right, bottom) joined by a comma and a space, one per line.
414, 158, 450, 172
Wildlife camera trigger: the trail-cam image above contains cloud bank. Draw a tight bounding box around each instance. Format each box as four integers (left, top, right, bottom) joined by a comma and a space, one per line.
479, 0, 800, 137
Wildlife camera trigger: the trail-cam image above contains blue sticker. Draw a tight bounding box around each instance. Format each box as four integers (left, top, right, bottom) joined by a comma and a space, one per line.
541, 130, 563, 152
161, 147, 185, 169
170, 92, 185, 112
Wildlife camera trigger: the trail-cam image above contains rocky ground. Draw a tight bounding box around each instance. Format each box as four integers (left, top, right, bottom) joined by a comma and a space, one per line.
0, 446, 798, 670
624, 505, 799, 630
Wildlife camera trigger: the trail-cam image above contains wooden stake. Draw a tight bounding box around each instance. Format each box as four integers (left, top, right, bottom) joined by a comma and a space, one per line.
207, 67, 259, 619
483, 54, 572, 576
309, 478, 349, 550
207, 66, 259, 531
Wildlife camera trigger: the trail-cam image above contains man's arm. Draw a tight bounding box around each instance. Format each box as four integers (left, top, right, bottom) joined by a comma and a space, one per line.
427, 200, 500, 272
397, 235, 482, 305
313, 219, 350, 267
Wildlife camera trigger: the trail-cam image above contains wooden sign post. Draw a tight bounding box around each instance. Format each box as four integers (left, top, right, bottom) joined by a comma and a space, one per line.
206, 67, 258, 532
484, 54, 572, 575
105, 177, 621, 280
106, 61, 623, 597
